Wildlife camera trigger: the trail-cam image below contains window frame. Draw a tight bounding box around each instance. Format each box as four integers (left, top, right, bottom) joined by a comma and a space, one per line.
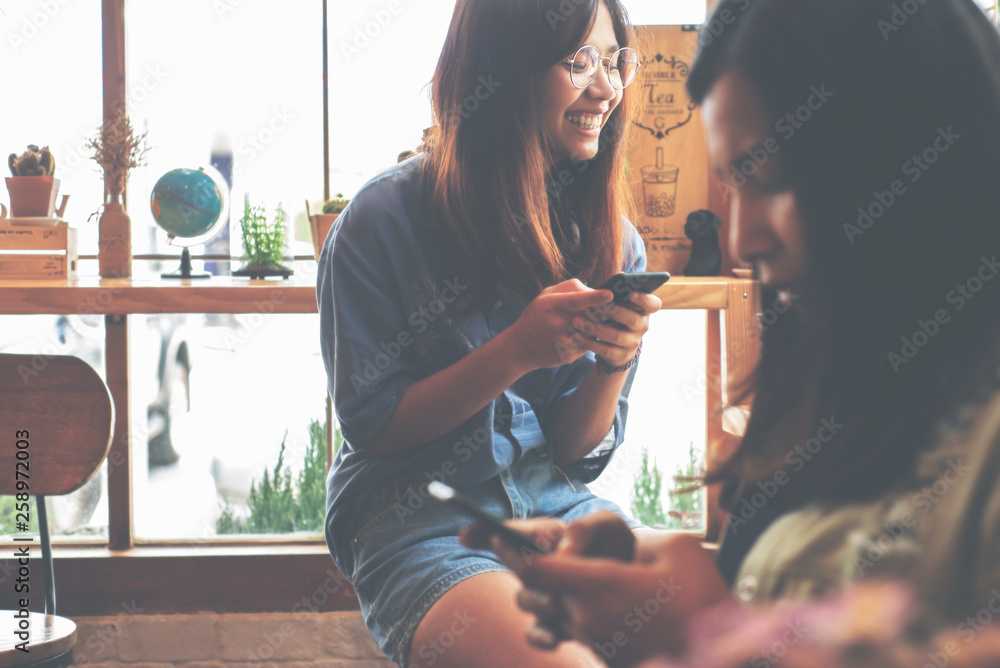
0, 0, 742, 615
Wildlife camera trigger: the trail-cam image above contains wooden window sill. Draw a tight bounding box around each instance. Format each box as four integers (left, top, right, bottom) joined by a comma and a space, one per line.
0, 540, 720, 616
0, 544, 358, 615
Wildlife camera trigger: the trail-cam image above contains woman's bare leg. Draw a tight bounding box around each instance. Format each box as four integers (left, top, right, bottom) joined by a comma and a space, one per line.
407, 571, 605, 668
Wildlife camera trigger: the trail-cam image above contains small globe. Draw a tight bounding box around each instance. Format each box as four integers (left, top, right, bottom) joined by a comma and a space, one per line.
150, 167, 228, 246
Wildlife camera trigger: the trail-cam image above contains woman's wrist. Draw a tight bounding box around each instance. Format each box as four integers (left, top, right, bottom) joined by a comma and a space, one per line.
595, 340, 642, 375
492, 325, 534, 377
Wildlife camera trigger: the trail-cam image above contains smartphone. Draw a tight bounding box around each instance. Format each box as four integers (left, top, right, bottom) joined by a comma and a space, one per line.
588, 271, 670, 331
427, 481, 540, 551
596, 271, 671, 304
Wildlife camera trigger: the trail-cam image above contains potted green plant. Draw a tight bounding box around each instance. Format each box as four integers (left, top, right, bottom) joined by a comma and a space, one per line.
307, 193, 349, 260
232, 199, 293, 279
5, 145, 69, 219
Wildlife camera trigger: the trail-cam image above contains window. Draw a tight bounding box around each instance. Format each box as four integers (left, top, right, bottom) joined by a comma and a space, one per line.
328, 0, 707, 196
327, 0, 711, 534
132, 312, 328, 541
590, 311, 708, 532
2, 2, 103, 256
0, 0, 725, 614
120, 1, 329, 540
125, 1, 324, 266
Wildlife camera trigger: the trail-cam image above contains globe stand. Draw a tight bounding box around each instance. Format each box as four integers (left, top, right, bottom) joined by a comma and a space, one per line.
151, 166, 231, 280
162, 247, 211, 279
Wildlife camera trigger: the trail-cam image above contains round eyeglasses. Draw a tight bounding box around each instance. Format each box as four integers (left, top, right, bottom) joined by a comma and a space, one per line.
561, 46, 641, 90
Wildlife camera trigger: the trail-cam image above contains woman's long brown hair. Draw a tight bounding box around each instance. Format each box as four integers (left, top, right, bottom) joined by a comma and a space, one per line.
687, 0, 1000, 514
422, 0, 639, 311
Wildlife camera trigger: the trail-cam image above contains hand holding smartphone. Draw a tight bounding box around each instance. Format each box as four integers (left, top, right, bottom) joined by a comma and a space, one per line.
596, 271, 670, 304
591, 271, 670, 330
428, 481, 540, 551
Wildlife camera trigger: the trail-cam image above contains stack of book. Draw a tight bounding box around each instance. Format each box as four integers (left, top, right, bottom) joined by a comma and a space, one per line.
0, 218, 78, 279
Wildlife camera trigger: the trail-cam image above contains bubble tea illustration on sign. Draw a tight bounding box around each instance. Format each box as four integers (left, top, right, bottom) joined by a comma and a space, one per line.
627, 26, 710, 274
642, 147, 679, 218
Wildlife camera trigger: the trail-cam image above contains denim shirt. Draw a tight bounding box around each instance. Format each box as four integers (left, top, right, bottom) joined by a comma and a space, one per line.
317, 155, 646, 575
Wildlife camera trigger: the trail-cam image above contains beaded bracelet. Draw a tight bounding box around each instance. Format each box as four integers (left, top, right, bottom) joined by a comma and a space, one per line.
595, 340, 643, 375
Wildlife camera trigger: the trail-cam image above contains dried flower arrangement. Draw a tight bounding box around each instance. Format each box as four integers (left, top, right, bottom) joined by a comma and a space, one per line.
86, 108, 149, 200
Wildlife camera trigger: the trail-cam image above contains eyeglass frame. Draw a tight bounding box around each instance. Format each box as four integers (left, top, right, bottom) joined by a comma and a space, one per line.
559, 45, 642, 90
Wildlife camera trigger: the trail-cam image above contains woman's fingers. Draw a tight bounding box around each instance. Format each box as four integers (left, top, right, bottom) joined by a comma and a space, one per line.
629, 291, 661, 314
517, 587, 559, 617
458, 523, 492, 550
490, 535, 637, 593
576, 296, 656, 340
526, 623, 562, 650
560, 510, 636, 560
548, 288, 615, 313
461, 518, 565, 552
572, 317, 629, 347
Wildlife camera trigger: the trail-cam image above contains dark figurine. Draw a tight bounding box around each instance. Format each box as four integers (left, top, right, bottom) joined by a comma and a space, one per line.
683, 209, 723, 276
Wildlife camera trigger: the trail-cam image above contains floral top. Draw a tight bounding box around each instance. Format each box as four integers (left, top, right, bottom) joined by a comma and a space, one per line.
647, 371, 1000, 667
733, 379, 1000, 626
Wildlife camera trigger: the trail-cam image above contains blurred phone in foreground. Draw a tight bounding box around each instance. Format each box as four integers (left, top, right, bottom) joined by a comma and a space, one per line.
427, 481, 539, 551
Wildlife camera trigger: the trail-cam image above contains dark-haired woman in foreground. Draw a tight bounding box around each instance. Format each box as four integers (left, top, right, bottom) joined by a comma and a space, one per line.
317, 1, 659, 666
469, 0, 1000, 664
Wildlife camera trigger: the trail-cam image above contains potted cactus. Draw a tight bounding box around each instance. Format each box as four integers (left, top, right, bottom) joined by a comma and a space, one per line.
5, 145, 69, 218
307, 193, 350, 260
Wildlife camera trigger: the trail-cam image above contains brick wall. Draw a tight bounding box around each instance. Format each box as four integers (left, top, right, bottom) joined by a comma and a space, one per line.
69, 611, 395, 668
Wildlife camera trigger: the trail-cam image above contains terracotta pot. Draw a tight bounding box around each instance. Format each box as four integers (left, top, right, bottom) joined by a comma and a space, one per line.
99, 199, 133, 278
5, 176, 67, 217
309, 213, 339, 261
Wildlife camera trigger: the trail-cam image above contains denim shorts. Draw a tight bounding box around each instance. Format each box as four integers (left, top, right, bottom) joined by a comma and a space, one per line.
347, 447, 640, 667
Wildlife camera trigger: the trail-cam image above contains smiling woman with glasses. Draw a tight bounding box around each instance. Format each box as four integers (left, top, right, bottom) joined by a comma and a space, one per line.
562, 45, 641, 90
317, 0, 655, 667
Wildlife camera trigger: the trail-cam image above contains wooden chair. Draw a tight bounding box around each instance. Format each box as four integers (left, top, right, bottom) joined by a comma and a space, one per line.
0, 354, 114, 667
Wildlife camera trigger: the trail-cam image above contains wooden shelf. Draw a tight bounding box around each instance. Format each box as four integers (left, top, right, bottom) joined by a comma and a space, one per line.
0, 276, 318, 315
0, 275, 740, 315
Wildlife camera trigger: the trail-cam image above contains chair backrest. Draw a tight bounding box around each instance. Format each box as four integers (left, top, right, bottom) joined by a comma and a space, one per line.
0, 354, 114, 496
